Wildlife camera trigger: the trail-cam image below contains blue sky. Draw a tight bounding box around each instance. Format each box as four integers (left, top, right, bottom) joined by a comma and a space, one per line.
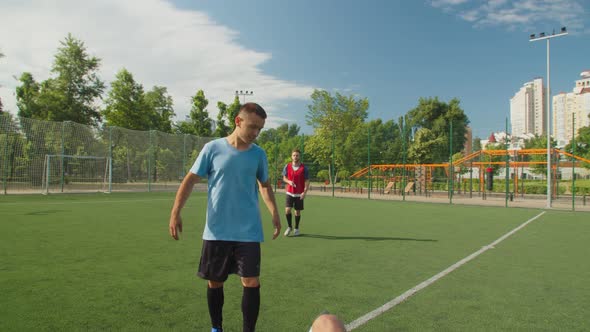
1, 0, 588, 139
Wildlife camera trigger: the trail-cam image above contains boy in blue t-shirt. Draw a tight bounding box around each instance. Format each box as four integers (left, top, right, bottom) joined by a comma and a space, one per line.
169, 103, 281, 332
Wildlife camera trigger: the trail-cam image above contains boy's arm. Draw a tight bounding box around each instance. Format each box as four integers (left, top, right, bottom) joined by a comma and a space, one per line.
301, 179, 311, 199
258, 179, 281, 239
169, 172, 201, 240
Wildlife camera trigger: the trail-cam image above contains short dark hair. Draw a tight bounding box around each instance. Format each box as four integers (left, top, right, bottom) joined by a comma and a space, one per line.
292, 149, 301, 154
239, 103, 267, 119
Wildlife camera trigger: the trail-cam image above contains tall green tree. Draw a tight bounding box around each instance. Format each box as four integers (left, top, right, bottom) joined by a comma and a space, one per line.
406, 97, 469, 163
144, 86, 175, 133
227, 96, 241, 131
305, 89, 369, 183
175, 90, 212, 136
407, 127, 445, 164
15, 73, 42, 118
14, 35, 104, 126
103, 69, 150, 130
345, 119, 402, 174
214, 101, 231, 137
49, 34, 104, 125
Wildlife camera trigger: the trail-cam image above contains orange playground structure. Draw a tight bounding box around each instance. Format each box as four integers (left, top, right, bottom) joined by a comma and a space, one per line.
350, 149, 590, 197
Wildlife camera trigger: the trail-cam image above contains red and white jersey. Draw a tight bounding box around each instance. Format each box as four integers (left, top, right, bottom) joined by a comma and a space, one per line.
282, 163, 309, 197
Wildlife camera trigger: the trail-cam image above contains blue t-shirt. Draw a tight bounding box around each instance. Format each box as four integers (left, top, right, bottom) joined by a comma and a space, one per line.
190, 138, 269, 242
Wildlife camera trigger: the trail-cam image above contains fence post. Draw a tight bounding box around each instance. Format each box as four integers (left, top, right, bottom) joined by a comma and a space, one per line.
402, 117, 407, 202
183, 134, 187, 175
449, 120, 453, 204
368, 125, 371, 200
148, 130, 152, 192
505, 117, 509, 208
2, 116, 9, 194
60, 121, 66, 193
109, 126, 113, 193
331, 132, 335, 197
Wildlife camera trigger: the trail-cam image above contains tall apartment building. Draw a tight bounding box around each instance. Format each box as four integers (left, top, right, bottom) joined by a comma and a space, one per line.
510, 78, 546, 138
552, 70, 590, 147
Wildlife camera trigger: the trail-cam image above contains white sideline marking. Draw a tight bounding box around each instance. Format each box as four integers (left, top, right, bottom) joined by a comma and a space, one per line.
345, 211, 546, 331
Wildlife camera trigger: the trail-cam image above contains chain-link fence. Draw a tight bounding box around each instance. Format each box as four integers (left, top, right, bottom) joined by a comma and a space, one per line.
0, 114, 213, 194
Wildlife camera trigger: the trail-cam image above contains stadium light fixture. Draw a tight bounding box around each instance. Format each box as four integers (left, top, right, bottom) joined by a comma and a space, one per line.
235, 90, 254, 104
529, 26, 568, 208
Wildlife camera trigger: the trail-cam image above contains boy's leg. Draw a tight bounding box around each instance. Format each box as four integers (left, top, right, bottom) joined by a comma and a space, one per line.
285, 196, 293, 235
285, 207, 293, 228
207, 281, 224, 329
294, 198, 304, 232
237, 243, 261, 332
241, 280, 260, 332
198, 240, 233, 331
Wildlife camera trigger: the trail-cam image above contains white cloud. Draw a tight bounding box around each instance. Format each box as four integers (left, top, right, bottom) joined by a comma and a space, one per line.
0, 0, 315, 126
429, 0, 587, 33
430, 0, 471, 8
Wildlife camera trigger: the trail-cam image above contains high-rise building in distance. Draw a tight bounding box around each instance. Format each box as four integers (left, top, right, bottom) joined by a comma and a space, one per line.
510, 78, 546, 138
552, 70, 590, 147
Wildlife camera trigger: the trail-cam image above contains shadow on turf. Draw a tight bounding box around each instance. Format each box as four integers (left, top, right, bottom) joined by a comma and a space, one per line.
297, 234, 437, 242
24, 210, 67, 216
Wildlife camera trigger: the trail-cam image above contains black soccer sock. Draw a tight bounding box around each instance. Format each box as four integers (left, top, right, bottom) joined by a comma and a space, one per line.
207, 286, 224, 329
242, 286, 260, 332
286, 213, 292, 228
295, 215, 301, 229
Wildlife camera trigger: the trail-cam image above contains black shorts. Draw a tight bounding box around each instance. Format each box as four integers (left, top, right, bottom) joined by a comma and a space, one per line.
197, 240, 261, 282
285, 195, 304, 210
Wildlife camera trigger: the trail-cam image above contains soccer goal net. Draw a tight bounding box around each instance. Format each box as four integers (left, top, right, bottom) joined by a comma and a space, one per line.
42, 155, 111, 194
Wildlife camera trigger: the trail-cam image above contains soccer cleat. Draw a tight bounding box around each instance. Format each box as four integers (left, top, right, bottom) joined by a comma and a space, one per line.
293, 229, 300, 236
211, 328, 223, 332
284, 227, 292, 236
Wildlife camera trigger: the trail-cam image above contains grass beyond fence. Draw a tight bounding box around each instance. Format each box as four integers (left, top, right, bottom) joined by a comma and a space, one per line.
1, 192, 588, 331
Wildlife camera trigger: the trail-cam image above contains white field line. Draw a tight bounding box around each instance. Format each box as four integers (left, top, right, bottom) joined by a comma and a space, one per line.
345, 211, 547, 331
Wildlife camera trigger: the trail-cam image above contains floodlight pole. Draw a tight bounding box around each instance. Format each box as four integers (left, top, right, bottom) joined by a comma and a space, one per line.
235, 90, 254, 104
572, 113, 575, 211
529, 28, 568, 209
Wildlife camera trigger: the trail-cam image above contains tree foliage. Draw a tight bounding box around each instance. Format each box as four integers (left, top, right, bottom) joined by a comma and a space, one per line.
473, 137, 482, 152
103, 69, 150, 130
257, 123, 304, 182
214, 101, 231, 137
523, 135, 557, 176
15, 35, 105, 126
407, 127, 445, 164
406, 97, 469, 163
305, 89, 369, 182
16, 73, 42, 118
227, 96, 241, 132
51, 34, 105, 125
565, 126, 590, 169
144, 86, 175, 133
175, 90, 212, 136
